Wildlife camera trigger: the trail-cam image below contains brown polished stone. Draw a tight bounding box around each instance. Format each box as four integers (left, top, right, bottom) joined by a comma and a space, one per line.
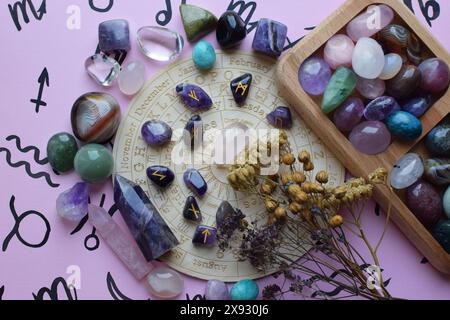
386, 64, 421, 100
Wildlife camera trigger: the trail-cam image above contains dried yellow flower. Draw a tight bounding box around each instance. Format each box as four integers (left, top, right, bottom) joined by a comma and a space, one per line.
265, 198, 278, 212
333, 186, 347, 199
294, 191, 308, 203
274, 207, 287, 220
329, 215, 344, 228
292, 172, 306, 184
289, 202, 302, 214
281, 173, 292, 185
288, 184, 302, 196
316, 170, 329, 184
260, 183, 273, 195
282, 153, 296, 165
298, 150, 311, 163
369, 167, 388, 184
303, 161, 315, 171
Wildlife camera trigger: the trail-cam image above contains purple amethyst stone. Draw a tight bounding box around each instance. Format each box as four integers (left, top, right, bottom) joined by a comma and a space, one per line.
299, 57, 332, 96
56, 182, 89, 222
363, 96, 400, 121
176, 83, 213, 110
402, 95, 432, 118
332, 97, 364, 132
266, 106, 293, 129
193, 225, 217, 247
141, 120, 172, 146
98, 19, 131, 52
252, 18, 288, 57
184, 168, 208, 197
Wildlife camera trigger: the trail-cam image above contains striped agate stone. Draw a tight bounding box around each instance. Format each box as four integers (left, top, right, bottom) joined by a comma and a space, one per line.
71, 92, 121, 144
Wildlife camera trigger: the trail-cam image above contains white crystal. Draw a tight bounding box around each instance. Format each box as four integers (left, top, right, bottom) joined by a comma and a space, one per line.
379, 53, 403, 80
85, 53, 120, 86
146, 267, 184, 299
118, 61, 146, 95
389, 153, 424, 189
352, 37, 385, 79
137, 26, 184, 62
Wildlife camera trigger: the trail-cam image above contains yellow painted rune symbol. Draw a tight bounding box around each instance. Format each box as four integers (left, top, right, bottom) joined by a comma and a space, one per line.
151, 170, 166, 181
235, 82, 248, 96
189, 204, 200, 220
201, 228, 211, 243
188, 90, 199, 101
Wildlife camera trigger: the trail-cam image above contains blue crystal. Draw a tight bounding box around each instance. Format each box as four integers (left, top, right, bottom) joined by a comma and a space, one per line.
183, 169, 208, 197
146, 165, 175, 189
267, 106, 293, 129
386, 111, 423, 141
183, 196, 202, 222
114, 175, 179, 261
192, 225, 217, 247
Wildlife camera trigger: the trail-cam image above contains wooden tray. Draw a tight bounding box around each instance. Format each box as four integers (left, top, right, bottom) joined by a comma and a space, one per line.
277, 0, 450, 274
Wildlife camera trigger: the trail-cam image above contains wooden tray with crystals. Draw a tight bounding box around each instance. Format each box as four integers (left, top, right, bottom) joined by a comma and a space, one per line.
112, 51, 345, 281
277, 0, 450, 274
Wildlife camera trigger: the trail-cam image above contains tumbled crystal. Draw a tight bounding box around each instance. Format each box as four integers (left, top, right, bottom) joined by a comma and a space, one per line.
406, 180, 443, 228
424, 158, 450, 186
56, 182, 89, 222
389, 153, 424, 189
183, 196, 202, 222
230, 73, 252, 104
407, 33, 424, 65
266, 106, 293, 129
252, 18, 287, 57
386, 111, 422, 141
402, 95, 432, 118
146, 165, 175, 189
137, 26, 184, 62
379, 24, 410, 50
433, 220, 450, 253
118, 61, 146, 96
321, 67, 357, 114
114, 175, 179, 261
47, 132, 79, 173
356, 77, 385, 100
192, 225, 217, 247
444, 187, 450, 219
216, 201, 241, 228
176, 83, 213, 110
352, 37, 385, 79
216, 11, 247, 48
379, 53, 403, 80
332, 97, 364, 132
184, 114, 203, 149
349, 121, 391, 155
85, 53, 120, 86
386, 64, 421, 100
346, 4, 394, 42
146, 267, 184, 299
192, 40, 216, 70
74, 144, 114, 183
98, 19, 130, 52
298, 57, 331, 96
426, 125, 450, 157
141, 120, 173, 147
88, 205, 151, 280
364, 96, 400, 121
230, 279, 259, 300
205, 280, 229, 300
324, 34, 354, 69
183, 168, 208, 197
418, 58, 450, 94
180, 4, 217, 42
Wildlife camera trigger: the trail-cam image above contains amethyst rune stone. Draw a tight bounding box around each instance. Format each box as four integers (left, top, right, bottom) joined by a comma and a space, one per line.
252, 18, 288, 57
298, 57, 332, 96
114, 175, 179, 261
184, 114, 203, 149
363, 96, 400, 121
183, 196, 202, 222
99, 19, 131, 52
183, 169, 208, 197
176, 83, 213, 110
146, 165, 175, 189
332, 97, 364, 132
141, 120, 172, 146
56, 182, 89, 222
266, 106, 293, 129
230, 73, 252, 105
216, 11, 247, 48
402, 95, 432, 118
193, 225, 217, 247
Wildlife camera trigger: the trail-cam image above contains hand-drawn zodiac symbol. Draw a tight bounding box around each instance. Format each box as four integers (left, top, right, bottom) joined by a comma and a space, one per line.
33, 277, 77, 300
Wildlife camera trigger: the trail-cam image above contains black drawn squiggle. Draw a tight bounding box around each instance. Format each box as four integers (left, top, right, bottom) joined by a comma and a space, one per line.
6, 135, 48, 165
89, 0, 113, 12
33, 277, 77, 300
0, 286, 4, 300
107, 272, 133, 300
186, 293, 206, 300
155, 0, 187, 26
8, 0, 46, 31
404, 0, 441, 27
227, 0, 258, 33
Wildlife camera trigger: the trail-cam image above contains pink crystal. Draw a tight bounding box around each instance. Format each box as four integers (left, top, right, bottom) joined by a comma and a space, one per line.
349, 121, 391, 155
324, 34, 354, 69
88, 205, 151, 280
346, 5, 394, 42
356, 77, 386, 99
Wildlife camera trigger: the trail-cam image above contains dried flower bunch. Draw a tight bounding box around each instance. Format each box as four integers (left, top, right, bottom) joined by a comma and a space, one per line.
226, 131, 394, 300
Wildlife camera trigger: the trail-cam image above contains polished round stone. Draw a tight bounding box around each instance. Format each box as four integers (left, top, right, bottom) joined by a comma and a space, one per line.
266, 106, 293, 129
418, 58, 450, 94
71, 92, 121, 144
74, 144, 114, 183
402, 95, 432, 118
141, 120, 173, 147
118, 61, 146, 96
205, 280, 229, 300
137, 26, 184, 62
98, 19, 130, 52
433, 220, 450, 253
230, 279, 259, 300
425, 125, 450, 157
406, 180, 443, 228
386, 64, 422, 100
379, 53, 403, 80
364, 96, 400, 121
192, 40, 216, 70
346, 4, 394, 41
352, 37, 385, 79
85, 53, 120, 86
386, 111, 422, 141
216, 11, 247, 48
356, 78, 386, 100
332, 97, 364, 132
298, 57, 331, 96
424, 158, 450, 186
146, 267, 184, 299
443, 186, 450, 219
323, 34, 354, 69
389, 153, 424, 189
47, 132, 79, 173
349, 121, 391, 155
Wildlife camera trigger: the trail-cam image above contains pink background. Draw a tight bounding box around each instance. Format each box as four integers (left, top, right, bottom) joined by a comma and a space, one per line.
0, 0, 449, 300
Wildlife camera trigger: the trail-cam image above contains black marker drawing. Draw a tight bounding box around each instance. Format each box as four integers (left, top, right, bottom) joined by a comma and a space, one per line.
8, 0, 46, 31
227, 0, 258, 33
106, 272, 133, 300
2, 195, 51, 251
156, 0, 187, 26
89, 0, 113, 13
375, 203, 381, 217
0, 286, 4, 300
186, 293, 206, 300
30, 67, 49, 113
33, 277, 77, 300
404, 0, 441, 27
283, 26, 315, 52
421, 257, 429, 264
6, 135, 48, 165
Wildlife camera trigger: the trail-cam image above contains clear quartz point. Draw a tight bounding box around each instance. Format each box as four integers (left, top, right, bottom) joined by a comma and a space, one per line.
137, 26, 184, 62
85, 52, 120, 86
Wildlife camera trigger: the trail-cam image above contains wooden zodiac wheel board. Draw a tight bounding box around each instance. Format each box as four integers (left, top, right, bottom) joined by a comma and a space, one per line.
113, 51, 345, 281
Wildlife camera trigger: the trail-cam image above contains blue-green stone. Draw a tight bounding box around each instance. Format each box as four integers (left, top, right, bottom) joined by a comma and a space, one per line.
386, 111, 422, 141
230, 279, 259, 300
321, 67, 357, 114
47, 132, 79, 173
433, 220, 450, 253
192, 40, 216, 70
425, 124, 450, 157
74, 144, 114, 183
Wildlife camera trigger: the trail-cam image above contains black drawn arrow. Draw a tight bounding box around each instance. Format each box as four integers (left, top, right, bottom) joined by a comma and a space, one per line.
30, 67, 49, 113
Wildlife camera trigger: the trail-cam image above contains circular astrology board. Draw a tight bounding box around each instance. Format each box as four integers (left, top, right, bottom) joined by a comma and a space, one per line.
113, 51, 345, 282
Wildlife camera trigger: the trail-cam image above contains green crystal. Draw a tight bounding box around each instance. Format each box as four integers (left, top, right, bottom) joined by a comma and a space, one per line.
321, 67, 357, 114
74, 144, 114, 183
180, 4, 217, 42
47, 132, 78, 173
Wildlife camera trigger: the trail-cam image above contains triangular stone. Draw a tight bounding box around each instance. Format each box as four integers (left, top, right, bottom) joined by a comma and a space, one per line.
180, 4, 217, 42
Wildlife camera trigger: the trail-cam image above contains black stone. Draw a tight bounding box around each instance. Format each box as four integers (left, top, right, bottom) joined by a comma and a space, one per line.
184, 114, 203, 149
230, 73, 252, 105
146, 165, 175, 188
183, 196, 202, 222
216, 11, 247, 48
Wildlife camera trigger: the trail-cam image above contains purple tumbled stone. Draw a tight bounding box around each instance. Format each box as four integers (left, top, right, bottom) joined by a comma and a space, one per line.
402, 95, 432, 118
183, 168, 208, 197
176, 83, 213, 110
56, 182, 89, 222
349, 121, 391, 155
363, 96, 400, 121
205, 280, 229, 300
99, 19, 131, 52
299, 57, 332, 96
252, 18, 287, 57
332, 97, 364, 132
406, 180, 443, 228
193, 225, 217, 247
141, 120, 172, 146
418, 58, 450, 94
266, 106, 293, 129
